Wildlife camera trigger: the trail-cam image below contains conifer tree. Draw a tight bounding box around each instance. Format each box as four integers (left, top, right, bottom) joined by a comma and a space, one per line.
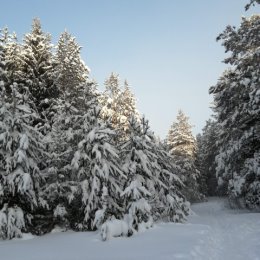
100, 73, 139, 139
54, 30, 89, 111
120, 117, 155, 233
197, 120, 218, 196
18, 18, 57, 131
0, 28, 20, 92
167, 110, 204, 202
71, 94, 125, 230
44, 30, 94, 229
0, 28, 8, 85
121, 116, 189, 233
0, 82, 49, 239
100, 73, 124, 128
210, 14, 260, 209
152, 140, 190, 222
46, 80, 124, 230
121, 80, 140, 132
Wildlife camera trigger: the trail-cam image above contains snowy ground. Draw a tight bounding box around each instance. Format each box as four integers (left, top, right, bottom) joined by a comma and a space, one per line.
1, 197, 260, 260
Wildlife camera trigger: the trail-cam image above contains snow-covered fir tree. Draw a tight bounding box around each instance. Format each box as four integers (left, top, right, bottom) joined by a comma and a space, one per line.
197, 119, 218, 196
0, 81, 49, 239
0, 28, 21, 95
121, 116, 189, 234
18, 18, 57, 131
167, 110, 204, 202
45, 31, 93, 230
71, 92, 125, 230
151, 139, 190, 222
167, 110, 196, 158
54, 30, 89, 110
100, 73, 139, 140
209, 14, 260, 209
47, 32, 126, 231
100, 73, 120, 123
47, 78, 125, 231
0, 28, 9, 85
120, 117, 156, 233
121, 80, 140, 133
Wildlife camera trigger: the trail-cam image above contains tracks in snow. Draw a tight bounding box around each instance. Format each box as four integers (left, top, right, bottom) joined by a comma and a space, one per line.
188, 197, 260, 260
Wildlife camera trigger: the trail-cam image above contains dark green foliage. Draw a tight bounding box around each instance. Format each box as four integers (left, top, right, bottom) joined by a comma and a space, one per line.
197, 120, 218, 196
210, 15, 260, 209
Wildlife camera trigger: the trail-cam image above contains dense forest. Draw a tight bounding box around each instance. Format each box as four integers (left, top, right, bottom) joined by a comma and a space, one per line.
0, 1, 259, 240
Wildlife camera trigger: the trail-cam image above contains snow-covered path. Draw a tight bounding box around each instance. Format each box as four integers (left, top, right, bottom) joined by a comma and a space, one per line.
188, 198, 260, 260
0, 198, 259, 260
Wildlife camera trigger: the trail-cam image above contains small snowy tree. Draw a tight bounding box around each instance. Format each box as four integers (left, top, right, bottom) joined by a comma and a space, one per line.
167, 110, 196, 158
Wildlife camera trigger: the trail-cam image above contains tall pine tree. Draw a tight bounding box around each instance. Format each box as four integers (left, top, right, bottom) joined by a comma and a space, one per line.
209, 14, 260, 209
167, 110, 204, 202
18, 18, 57, 131
197, 119, 218, 196
45, 31, 95, 230
0, 81, 49, 239
71, 93, 125, 230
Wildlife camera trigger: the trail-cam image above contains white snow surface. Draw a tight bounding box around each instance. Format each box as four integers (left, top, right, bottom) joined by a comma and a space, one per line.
1, 198, 260, 260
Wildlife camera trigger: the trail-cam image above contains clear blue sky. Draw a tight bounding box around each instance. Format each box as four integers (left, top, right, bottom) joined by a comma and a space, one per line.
1, 0, 259, 138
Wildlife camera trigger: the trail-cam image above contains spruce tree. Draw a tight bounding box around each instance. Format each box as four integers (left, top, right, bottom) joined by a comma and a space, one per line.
197, 120, 218, 196
0, 82, 49, 239
0, 28, 8, 86
54, 30, 89, 110
121, 116, 189, 234
100, 73, 124, 128
120, 80, 140, 133
152, 140, 190, 222
0, 28, 20, 93
210, 14, 260, 209
45, 31, 92, 230
71, 94, 124, 230
100, 73, 139, 140
18, 18, 57, 131
120, 117, 155, 233
167, 110, 204, 202
47, 80, 124, 230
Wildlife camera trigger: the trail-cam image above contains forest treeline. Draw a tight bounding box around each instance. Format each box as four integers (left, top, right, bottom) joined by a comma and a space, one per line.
0, 1, 259, 240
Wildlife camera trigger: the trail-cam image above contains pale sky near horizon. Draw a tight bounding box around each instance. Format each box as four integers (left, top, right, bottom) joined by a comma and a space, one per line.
1, 0, 259, 138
